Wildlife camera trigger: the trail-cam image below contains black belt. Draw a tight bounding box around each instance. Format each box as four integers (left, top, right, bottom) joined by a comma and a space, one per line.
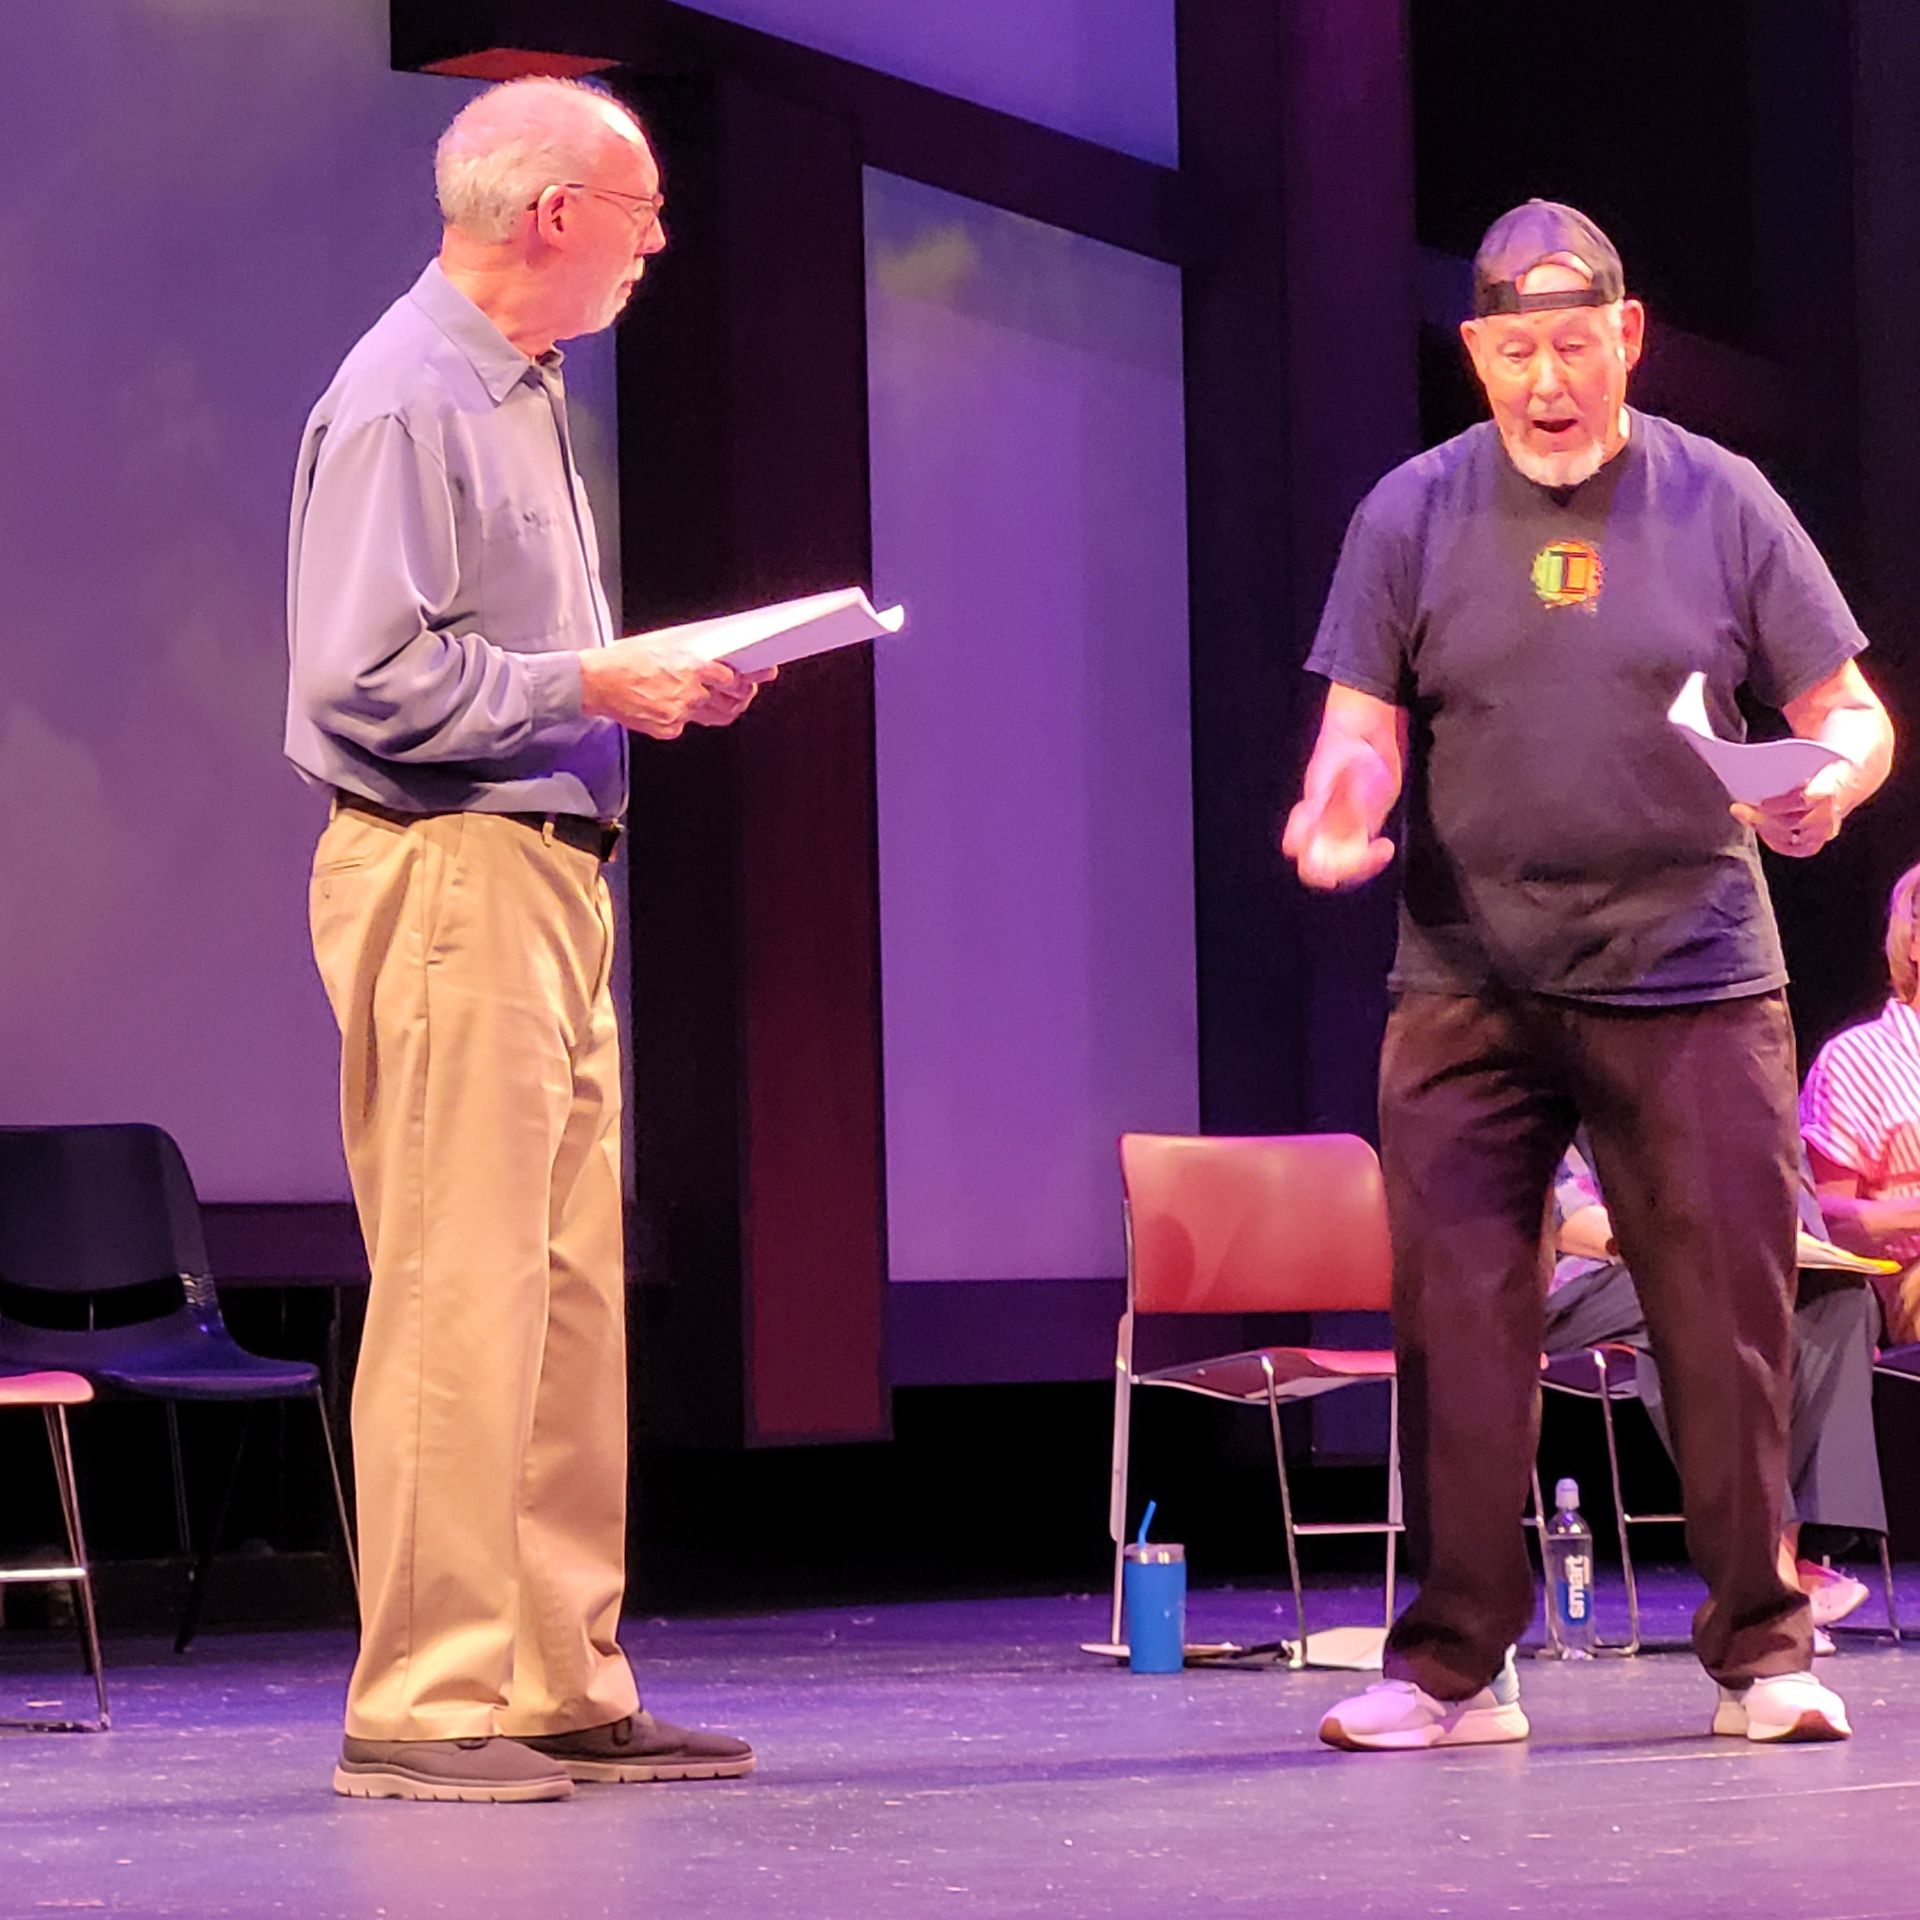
333, 791, 622, 864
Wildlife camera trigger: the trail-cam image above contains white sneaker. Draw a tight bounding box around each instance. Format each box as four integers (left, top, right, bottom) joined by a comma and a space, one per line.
1798, 1560, 1871, 1630
1319, 1648, 1529, 1752
1711, 1670, 1851, 1742
1813, 1626, 1836, 1657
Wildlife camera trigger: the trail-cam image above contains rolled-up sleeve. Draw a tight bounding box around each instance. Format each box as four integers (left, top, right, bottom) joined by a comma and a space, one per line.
291, 414, 583, 764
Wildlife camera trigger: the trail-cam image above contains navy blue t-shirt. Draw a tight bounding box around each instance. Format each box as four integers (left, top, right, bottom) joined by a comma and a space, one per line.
1305, 412, 1868, 1004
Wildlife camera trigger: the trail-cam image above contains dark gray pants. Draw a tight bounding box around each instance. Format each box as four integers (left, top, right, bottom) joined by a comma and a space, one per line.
1546, 1260, 1887, 1537
1379, 989, 1811, 1698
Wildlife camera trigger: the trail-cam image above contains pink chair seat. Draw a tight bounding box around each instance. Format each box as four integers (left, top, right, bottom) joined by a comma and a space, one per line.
0, 1370, 93, 1408
0, 1366, 107, 1729
1142, 1345, 1395, 1402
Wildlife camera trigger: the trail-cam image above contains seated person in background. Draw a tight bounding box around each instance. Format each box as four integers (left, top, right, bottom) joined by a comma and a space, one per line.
1801, 858, 1920, 1344
1545, 1139, 1887, 1637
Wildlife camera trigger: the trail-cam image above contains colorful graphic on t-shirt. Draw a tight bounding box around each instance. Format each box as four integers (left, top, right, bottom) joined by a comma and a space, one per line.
1530, 539, 1604, 609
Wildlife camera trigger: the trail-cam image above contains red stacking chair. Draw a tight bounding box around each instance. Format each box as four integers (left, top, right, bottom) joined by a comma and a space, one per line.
1105, 1133, 1400, 1668
0, 1366, 107, 1730
1531, 1345, 1684, 1655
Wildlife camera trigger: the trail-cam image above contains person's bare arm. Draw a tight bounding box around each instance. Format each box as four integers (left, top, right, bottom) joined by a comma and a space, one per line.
1731, 659, 1893, 856
1281, 684, 1408, 890
1807, 1143, 1920, 1252
1556, 1203, 1617, 1262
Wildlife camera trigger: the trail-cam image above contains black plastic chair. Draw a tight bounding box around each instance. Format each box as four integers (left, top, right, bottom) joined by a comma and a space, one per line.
0, 1124, 356, 1651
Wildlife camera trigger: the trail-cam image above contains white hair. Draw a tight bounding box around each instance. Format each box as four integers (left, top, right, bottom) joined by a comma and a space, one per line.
435, 77, 647, 243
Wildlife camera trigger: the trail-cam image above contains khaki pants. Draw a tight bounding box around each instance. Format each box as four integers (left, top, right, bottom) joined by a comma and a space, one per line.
309, 805, 639, 1741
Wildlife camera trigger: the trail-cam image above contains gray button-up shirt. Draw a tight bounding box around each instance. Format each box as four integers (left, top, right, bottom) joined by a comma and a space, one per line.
285, 262, 625, 819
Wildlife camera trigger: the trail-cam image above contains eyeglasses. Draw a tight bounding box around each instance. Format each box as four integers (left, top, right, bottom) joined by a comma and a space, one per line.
530, 181, 666, 237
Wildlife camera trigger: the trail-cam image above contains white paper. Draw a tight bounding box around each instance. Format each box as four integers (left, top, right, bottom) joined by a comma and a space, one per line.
1298, 1625, 1388, 1671
638, 586, 906, 675
1666, 670, 1843, 804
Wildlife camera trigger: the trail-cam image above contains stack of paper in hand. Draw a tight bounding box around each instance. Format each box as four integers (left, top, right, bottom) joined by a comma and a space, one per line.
638, 587, 906, 675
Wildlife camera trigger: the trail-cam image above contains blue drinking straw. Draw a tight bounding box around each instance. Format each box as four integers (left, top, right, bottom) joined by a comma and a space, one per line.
1136, 1500, 1157, 1548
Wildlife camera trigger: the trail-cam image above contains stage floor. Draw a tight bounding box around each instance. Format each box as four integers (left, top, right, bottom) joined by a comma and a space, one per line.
7, 1570, 1920, 1919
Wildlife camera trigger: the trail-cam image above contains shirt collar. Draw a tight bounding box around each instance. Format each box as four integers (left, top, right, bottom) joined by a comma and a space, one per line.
406, 260, 563, 406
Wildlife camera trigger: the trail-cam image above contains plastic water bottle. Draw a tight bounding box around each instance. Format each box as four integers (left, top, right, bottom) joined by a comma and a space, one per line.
1543, 1477, 1597, 1658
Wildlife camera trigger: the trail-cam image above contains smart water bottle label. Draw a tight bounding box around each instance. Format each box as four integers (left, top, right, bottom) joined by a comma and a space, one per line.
1557, 1554, 1591, 1624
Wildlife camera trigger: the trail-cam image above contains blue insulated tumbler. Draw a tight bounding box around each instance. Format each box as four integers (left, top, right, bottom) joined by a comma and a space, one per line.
1123, 1542, 1187, 1673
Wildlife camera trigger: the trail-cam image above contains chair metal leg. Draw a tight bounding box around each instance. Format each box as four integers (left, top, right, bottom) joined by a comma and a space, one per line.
166, 1402, 193, 1557
1592, 1359, 1642, 1656
1262, 1363, 1309, 1667
43, 1406, 108, 1731
1383, 1375, 1402, 1630
1879, 1532, 1902, 1641
1107, 1318, 1134, 1650
312, 1387, 359, 1596
175, 1405, 253, 1655
1531, 1466, 1565, 1646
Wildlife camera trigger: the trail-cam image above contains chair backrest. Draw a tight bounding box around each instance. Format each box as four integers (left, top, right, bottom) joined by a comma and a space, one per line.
1120, 1132, 1393, 1316
0, 1124, 210, 1294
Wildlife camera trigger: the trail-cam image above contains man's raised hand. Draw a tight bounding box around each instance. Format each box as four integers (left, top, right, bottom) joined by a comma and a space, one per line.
1282, 739, 1398, 890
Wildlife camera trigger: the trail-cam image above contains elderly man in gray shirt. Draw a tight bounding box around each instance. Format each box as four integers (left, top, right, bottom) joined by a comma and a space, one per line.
289, 77, 765, 1804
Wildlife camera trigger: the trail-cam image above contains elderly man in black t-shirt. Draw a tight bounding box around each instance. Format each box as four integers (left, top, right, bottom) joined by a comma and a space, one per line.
1285, 201, 1894, 1751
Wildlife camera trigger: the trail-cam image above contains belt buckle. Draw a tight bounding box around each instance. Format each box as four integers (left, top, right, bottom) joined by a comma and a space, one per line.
536, 812, 621, 862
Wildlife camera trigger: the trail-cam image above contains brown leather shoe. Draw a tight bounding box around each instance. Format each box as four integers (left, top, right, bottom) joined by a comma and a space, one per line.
519, 1710, 756, 1782
333, 1735, 574, 1803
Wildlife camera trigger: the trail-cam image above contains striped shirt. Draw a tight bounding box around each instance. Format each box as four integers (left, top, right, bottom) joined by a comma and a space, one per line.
1800, 998, 1920, 1262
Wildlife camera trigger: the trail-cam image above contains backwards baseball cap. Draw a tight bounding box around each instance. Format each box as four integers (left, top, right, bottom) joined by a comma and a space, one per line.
1472, 199, 1625, 318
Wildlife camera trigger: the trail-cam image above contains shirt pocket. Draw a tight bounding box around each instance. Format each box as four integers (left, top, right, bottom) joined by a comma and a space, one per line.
473, 496, 586, 648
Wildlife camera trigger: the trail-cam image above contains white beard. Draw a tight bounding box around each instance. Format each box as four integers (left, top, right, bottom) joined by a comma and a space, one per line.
1501, 429, 1607, 490
592, 284, 634, 332
1499, 407, 1631, 490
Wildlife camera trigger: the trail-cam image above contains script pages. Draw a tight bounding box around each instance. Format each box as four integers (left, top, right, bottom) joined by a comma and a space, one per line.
635, 587, 906, 675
